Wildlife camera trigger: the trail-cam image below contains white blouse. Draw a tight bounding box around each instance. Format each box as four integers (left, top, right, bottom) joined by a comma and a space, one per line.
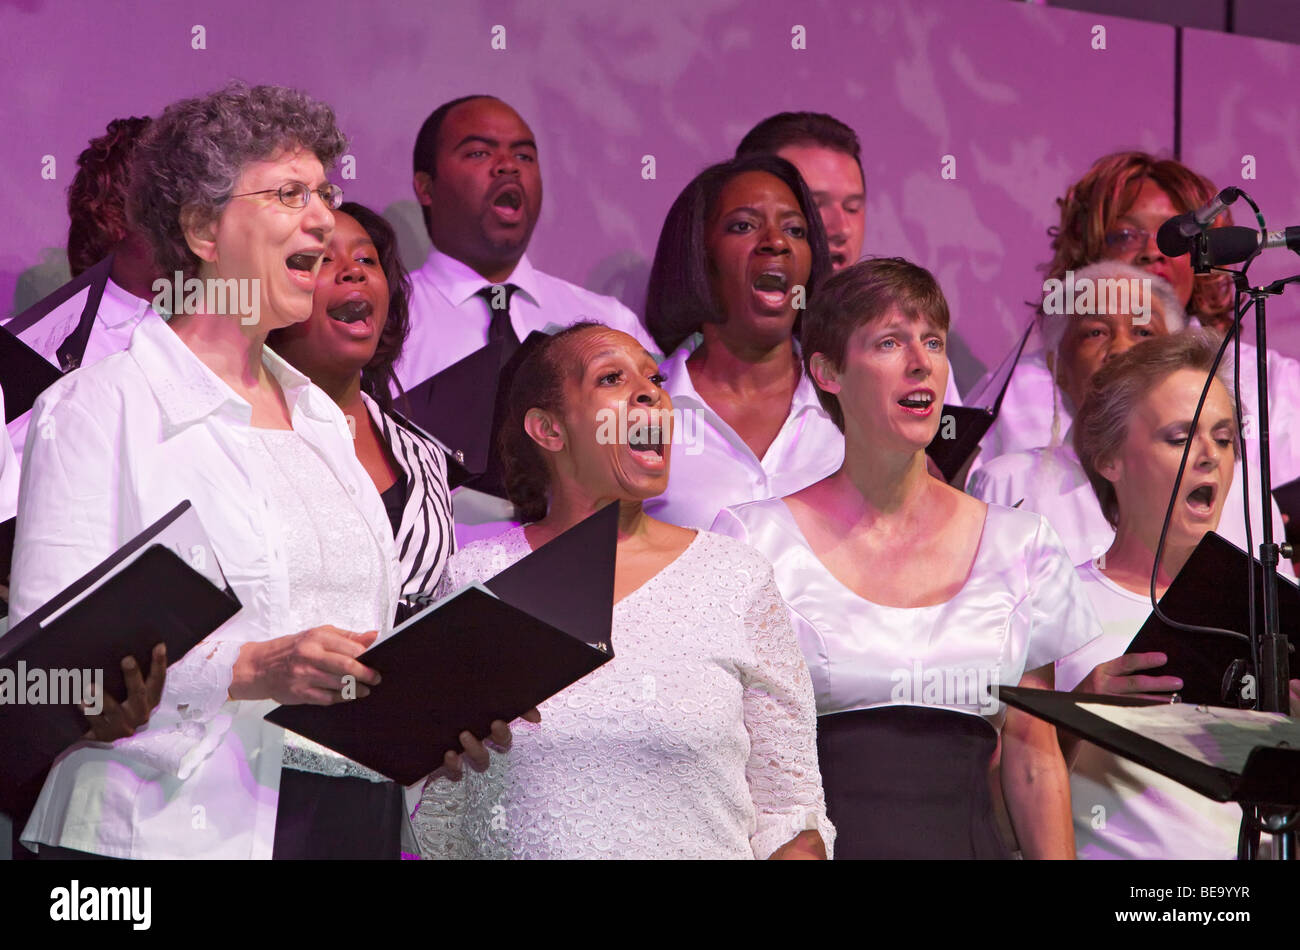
710, 499, 1101, 726
413, 527, 833, 859
1056, 561, 1248, 859
643, 346, 845, 530
8, 315, 401, 859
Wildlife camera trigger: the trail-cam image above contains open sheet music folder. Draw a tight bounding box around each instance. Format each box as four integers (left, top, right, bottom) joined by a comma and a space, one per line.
0, 501, 241, 785
1125, 530, 1298, 707
266, 501, 618, 786
999, 686, 1300, 808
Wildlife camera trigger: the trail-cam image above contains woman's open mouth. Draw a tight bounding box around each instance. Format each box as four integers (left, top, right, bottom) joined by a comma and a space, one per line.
1185, 482, 1217, 517
285, 250, 323, 290
897, 390, 936, 415
327, 298, 373, 325
752, 271, 790, 309
627, 424, 667, 469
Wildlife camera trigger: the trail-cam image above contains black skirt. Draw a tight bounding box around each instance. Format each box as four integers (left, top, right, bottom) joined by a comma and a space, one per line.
272, 768, 405, 860
817, 705, 1011, 859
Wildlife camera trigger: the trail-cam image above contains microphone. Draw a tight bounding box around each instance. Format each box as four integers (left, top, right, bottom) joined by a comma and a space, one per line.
1185, 226, 1300, 267
1156, 187, 1243, 257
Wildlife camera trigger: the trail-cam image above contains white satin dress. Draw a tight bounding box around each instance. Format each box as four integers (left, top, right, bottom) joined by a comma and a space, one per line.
711, 498, 1101, 857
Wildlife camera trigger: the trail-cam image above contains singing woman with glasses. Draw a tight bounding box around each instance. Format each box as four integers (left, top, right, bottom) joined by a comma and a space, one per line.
976, 151, 1300, 497
9, 82, 513, 860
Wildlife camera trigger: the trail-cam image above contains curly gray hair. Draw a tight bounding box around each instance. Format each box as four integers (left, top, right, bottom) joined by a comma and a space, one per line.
128, 80, 347, 279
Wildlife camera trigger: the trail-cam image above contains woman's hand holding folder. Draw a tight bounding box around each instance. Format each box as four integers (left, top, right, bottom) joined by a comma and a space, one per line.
83, 642, 167, 742
437, 707, 543, 781
228, 626, 382, 705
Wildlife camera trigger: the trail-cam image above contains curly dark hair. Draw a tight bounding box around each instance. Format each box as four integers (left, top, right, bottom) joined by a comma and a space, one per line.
127, 80, 347, 280
645, 153, 831, 356
66, 116, 152, 276
337, 203, 414, 413
498, 321, 605, 523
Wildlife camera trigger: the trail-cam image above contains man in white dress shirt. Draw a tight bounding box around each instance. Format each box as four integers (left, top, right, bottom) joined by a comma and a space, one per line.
735, 111, 962, 408
396, 94, 656, 390
398, 95, 657, 543
4, 116, 161, 467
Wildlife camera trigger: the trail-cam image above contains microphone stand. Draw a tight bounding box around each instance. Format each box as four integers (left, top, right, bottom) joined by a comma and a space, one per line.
1197, 225, 1300, 859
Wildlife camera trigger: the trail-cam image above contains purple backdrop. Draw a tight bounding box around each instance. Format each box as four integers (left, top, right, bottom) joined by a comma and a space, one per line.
4, 0, 1297, 386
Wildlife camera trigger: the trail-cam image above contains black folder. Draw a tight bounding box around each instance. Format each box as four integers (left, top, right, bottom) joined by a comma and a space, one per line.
0, 327, 62, 424
926, 320, 1034, 482
0, 501, 241, 785
926, 405, 996, 483
265, 501, 618, 786
999, 686, 1300, 808
1125, 531, 1298, 707
402, 331, 548, 499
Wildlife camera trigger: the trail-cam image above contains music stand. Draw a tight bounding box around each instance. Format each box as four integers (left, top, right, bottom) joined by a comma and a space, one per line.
999, 686, 1300, 859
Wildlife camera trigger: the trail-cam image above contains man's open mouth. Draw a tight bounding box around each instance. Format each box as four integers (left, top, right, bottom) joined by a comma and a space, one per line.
493, 187, 524, 212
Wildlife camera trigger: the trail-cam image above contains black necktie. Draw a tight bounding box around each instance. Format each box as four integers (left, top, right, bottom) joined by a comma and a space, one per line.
475, 283, 520, 353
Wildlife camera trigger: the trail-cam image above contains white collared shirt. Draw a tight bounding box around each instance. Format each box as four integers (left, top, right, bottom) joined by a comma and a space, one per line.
394, 248, 659, 389
643, 345, 846, 529
8, 315, 401, 859
5, 276, 160, 470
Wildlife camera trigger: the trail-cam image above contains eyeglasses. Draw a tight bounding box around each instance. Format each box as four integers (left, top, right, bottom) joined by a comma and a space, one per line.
231, 181, 343, 210
1103, 227, 1152, 255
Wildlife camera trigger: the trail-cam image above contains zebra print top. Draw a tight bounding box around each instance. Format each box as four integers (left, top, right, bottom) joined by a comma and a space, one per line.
361, 392, 455, 617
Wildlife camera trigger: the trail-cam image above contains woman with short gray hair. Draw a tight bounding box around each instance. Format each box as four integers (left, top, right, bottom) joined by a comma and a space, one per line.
967, 261, 1289, 571
8, 82, 509, 860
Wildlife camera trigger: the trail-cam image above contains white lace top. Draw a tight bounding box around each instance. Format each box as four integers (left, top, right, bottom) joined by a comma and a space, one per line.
249, 428, 392, 783
413, 527, 834, 859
